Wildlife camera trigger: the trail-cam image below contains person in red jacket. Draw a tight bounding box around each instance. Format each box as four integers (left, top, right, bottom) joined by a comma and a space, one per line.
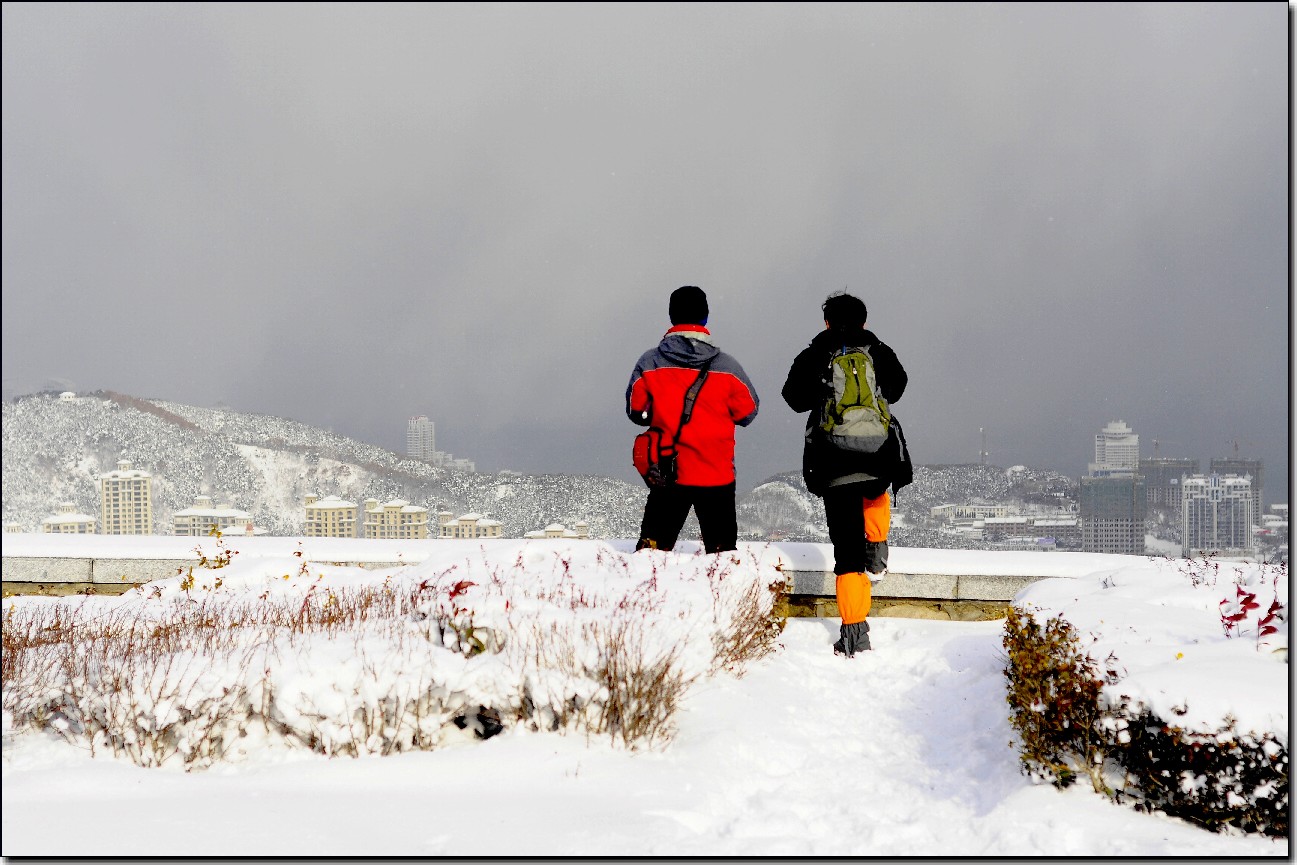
626, 286, 759, 553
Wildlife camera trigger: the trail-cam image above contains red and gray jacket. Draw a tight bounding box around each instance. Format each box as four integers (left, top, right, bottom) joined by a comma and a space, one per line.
626, 325, 759, 487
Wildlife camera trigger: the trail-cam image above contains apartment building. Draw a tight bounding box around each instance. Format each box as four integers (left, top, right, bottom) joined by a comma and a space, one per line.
1031, 518, 1081, 547
41, 502, 96, 534
438, 512, 503, 539
407, 416, 436, 461
406, 416, 475, 471
1138, 457, 1200, 516
303, 494, 358, 538
930, 503, 1013, 521
1079, 474, 1146, 554
362, 498, 430, 539
523, 521, 591, 540
172, 495, 254, 537
1209, 457, 1264, 528
1182, 474, 1254, 557
97, 460, 154, 535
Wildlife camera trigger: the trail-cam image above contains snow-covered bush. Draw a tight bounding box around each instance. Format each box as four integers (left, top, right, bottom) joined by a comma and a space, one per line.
1, 541, 788, 768
1003, 556, 1288, 836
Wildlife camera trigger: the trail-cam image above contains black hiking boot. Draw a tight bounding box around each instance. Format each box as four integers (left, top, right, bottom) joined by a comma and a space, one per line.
833, 620, 871, 657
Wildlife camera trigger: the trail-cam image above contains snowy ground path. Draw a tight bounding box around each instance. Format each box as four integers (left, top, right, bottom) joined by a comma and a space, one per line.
1, 618, 1285, 857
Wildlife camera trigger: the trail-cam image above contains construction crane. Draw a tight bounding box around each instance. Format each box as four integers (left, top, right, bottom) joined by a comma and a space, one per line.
1229, 438, 1259, 458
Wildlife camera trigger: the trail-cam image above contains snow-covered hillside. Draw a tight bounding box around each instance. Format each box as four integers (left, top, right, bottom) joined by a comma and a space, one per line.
1, 392, 647, 538
3, 391, 1077, 545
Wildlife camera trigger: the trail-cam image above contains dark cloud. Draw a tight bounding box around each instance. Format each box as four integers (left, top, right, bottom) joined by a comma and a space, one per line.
2, 3, 1288, 503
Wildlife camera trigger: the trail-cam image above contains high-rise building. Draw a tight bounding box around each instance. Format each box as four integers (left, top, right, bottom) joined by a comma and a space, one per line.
303, 494, 358, 538
1209, 457, 1263, 527
41, 502, 96, 534
97, 459, 153, 535
1182, 474, 1254, 557
407, 416, 436, 461
1079, 475, 1146, 554
1089, 420, 1139, 476
1138, 457, 1200, 517
362, 498, 430, 539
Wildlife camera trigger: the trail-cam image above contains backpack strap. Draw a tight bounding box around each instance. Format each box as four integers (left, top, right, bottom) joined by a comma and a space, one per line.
676, 358, 714, 433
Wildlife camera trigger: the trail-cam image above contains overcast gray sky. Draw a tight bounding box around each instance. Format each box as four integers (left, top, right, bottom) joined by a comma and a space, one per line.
2, 3, 1289, 502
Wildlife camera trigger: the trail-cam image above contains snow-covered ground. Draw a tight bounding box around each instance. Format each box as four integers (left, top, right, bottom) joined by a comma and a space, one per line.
1, 538, 1288, 857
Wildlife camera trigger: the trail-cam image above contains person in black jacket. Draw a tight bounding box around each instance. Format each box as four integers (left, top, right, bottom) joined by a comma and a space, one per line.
782, 292, 910, 657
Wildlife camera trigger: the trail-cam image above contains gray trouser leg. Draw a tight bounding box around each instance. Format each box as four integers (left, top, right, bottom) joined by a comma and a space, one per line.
833, 620, 871, 657
863, 540, 888, 574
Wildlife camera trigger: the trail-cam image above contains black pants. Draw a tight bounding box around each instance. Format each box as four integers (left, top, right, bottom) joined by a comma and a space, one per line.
636, 483, 737, 554
823, 479, 890, 575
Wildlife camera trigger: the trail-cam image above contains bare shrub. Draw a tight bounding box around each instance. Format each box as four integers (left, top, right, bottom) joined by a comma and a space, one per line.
4, 544, 790, 766
703, 554, 788, 676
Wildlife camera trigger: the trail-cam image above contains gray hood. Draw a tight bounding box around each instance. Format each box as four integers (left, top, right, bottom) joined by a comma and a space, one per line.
658, 331, 720, 368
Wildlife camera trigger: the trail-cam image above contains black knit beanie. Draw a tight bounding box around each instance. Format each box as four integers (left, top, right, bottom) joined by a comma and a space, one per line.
669, 285, 709, 325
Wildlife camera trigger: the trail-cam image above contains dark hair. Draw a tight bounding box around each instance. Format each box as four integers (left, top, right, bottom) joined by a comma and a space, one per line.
669, 285, 709, 325
822, 292, 867, 333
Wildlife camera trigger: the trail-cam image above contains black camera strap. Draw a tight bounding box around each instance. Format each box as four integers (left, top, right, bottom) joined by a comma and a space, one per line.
672, 358, 714, 445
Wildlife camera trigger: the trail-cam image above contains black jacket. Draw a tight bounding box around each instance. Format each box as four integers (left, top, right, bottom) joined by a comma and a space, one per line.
781, 327, 912, 497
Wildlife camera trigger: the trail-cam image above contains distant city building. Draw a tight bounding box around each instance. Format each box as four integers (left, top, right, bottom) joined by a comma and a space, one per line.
1079, 474, 1146, 554
41, 502, 96, 534
439, 512, 503, 539
59, 391, 76, 402
1088, 420, 1139, 477
1256, 503, 1289, 560
363, 498, 430, 539
979, 516, 1079, 548
406, 415, 475, 471
97, 459, 154, 535
1138, 457, 1200, 517
930, 503, 1012, 521
172, 495, 254, 537
407, 416, 437, 461
1182, 474, 1254, 558
523, 521, 591, 540
1209, 457, 1263, 527
303, 494, 358, 538
1031, 518, 1082, 548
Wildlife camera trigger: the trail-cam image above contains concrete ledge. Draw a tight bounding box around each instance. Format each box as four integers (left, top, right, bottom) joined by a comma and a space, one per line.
957, 573, 1044, 601
90, 558, 197, 585
3, 556, 200, 585
785, 570, 1052, 602
2, 558, 1065, 604
3, 557, 94, 583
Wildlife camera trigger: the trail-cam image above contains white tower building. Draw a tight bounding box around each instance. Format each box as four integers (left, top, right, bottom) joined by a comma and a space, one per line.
1089, 420, 1140, 477
1182, 474, 1255, 557
407, 415, 436, 461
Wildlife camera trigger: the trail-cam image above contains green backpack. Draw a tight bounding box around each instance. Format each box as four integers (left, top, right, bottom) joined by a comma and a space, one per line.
820, 345, 890, 453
